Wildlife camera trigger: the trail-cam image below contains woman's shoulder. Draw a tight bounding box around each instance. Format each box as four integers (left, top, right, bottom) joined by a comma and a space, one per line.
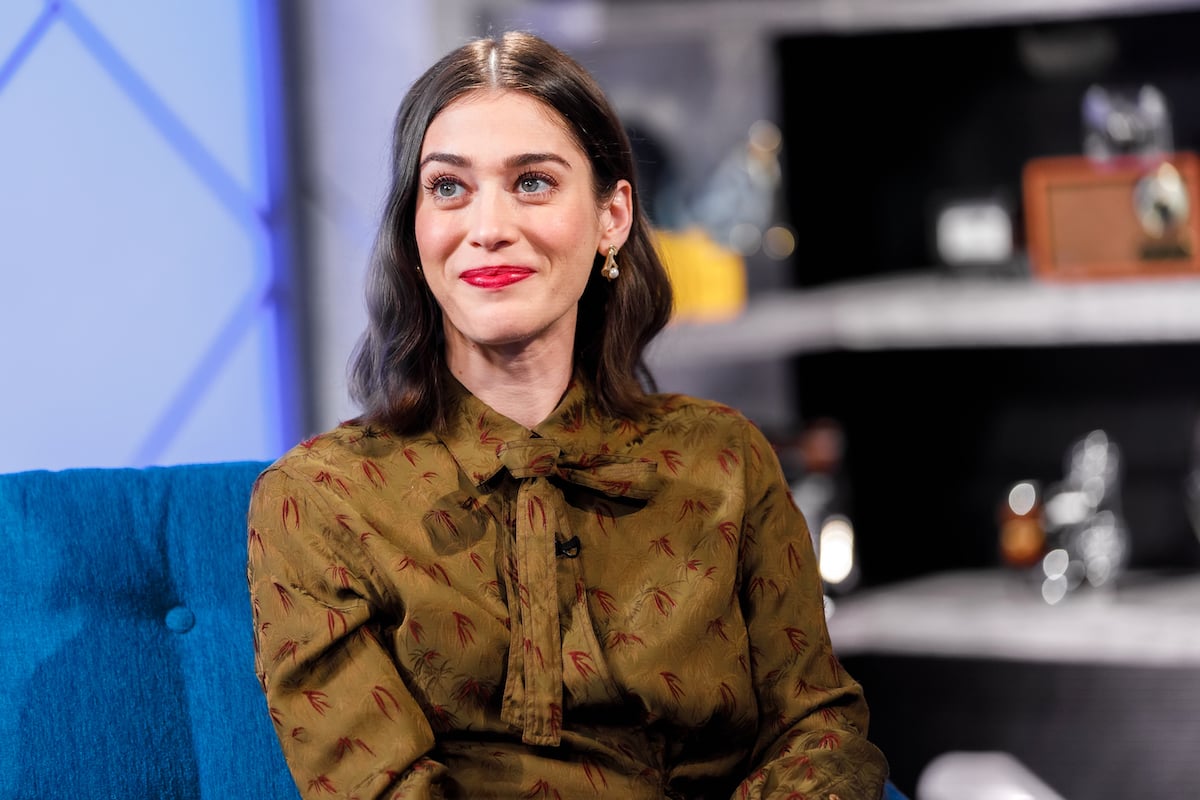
638, 391, 770, 448
260, 420, 438, 484
644, 391, 753, 426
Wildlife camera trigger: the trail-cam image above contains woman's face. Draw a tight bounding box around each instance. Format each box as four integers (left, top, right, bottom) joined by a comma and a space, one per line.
414, 89, 629, 361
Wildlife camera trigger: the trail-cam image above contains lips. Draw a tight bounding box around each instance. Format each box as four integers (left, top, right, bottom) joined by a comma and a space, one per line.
459, 266, 534, 289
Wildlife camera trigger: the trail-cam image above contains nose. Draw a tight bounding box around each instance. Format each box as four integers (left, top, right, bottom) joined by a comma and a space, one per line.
468, 184, 517, 250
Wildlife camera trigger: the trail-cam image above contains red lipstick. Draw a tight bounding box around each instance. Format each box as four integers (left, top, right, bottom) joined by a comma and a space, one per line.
460, 266, 534, 289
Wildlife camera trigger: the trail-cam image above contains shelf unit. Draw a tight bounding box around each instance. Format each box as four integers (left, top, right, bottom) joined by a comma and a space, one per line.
647, 271, 1200, 370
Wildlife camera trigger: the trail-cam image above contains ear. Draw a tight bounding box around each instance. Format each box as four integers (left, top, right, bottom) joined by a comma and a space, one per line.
598, 179, 634, 255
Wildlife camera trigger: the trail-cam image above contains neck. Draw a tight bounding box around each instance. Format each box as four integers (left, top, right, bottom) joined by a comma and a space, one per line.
446, 336, 574, 430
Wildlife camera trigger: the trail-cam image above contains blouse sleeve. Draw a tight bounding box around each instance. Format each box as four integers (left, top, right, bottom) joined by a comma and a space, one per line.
731, 422, 891, 800
247, 465, 447, 800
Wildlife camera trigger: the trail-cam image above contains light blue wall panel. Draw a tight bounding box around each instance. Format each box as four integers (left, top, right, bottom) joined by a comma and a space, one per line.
0, 1, 298, 472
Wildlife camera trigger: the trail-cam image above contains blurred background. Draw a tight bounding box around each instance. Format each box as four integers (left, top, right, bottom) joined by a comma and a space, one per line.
4, 0, 1200, 796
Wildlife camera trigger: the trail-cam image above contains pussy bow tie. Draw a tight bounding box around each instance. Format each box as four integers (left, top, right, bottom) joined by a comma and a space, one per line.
496, 439, 660, 745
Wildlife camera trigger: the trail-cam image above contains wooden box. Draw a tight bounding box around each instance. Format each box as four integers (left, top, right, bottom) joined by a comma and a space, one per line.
1022, 151, 1200, 280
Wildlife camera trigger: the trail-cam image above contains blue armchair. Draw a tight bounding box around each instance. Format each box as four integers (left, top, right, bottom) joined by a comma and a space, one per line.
0, 462, 908, 799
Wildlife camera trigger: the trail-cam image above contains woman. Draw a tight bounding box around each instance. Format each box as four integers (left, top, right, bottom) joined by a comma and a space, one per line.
247, 30, 891, 800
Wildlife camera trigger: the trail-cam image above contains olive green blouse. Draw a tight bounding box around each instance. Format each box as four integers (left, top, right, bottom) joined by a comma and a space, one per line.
247, 376, 889, 799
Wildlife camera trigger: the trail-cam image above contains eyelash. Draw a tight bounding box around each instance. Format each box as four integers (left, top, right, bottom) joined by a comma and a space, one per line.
423, 173, 462, 198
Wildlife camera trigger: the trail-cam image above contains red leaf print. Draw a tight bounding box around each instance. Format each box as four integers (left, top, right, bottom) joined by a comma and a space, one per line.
247, 527, 264, 556
526, 496, 547, 530
357, 625, 380, 647
594, 501, 615, 535
582, 757, 609, 790
307, 775, 336, 794
269, 706, 283, 726
676, 498, 711, 521
427, 704, 457, 732
454, 677, 492, 706
303, 690, 331, 715
786, 542, 805, 575
281, 496, 299, 530
453, 611, 476, 647
562, 403, 585, 432
817, 732, 841, 750
313, 471, 351, 495
785, 626, 809, 653
748, 576, 783, 599
660, 671, 685, 701
617, 418, 645, 438
422, 562, 452, 586
650, 587, 676, 616
591, 588, 617, 615
717, 448, 740, 474
424, 509, 459, 537
402, 447, 419, 465
407, 618, 424, 643
326, 608, 348, 639
528, 452, 556, 475
719, 682, 737, 714
523, 778, 562, 800
468, 551, 485, 572
273, 582, 294, 613
523, 638, 545, 669
568, 650, 598, 679
607, 631, 646, 648
371, 685, 402, 719
477, 414, 502, 447
707, 617, 729, 642
600, 478, 634, 496
335, 736, 375, 760
649, 535, 674, 556
326, 564, 352, 588
273, 639, 299, 663
299, 434, 321, 449
718, 521, 739, 548
659, 449, 684, 475
361, 459, 386, 487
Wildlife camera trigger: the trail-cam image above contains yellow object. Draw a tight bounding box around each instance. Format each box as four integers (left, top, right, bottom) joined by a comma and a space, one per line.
653, 226, 747, 323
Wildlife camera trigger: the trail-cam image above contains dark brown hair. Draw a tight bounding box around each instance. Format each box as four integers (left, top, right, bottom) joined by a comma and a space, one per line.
347, 30, 674, 434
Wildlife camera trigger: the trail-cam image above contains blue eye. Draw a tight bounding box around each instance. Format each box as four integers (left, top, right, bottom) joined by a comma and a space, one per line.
433, 178, 463, 198
517, 174, 553, 194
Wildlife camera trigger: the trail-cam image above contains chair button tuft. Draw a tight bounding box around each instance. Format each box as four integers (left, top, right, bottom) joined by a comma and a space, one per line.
166, 605, 196, 633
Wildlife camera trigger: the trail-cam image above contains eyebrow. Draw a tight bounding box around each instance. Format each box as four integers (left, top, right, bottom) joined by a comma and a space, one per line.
417, 152, 573, 171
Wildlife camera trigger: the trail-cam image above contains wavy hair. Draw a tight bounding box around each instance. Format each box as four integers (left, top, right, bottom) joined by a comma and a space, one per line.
347, 31, 674, 434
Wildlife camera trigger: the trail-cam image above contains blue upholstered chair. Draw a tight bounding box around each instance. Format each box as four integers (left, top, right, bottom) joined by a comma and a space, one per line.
0, 462, 909, 799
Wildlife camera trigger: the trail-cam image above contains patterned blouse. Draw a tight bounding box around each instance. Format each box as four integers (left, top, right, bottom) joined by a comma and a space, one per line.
247, 376, 889, 799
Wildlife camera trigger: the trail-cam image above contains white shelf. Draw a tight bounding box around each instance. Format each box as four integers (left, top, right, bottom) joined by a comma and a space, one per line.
827, 568, 1200, 667
647, 272, 1200, 368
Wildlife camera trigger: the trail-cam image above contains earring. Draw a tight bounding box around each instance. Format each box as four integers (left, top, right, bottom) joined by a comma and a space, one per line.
602, 245, 620, 280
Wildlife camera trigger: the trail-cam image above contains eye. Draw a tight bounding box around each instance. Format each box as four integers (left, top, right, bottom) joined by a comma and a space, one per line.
425, 174, 464, 199
516, 172, 555, 195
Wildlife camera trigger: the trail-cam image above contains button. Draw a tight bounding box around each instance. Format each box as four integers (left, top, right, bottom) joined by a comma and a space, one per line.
165, 605, 195, 633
